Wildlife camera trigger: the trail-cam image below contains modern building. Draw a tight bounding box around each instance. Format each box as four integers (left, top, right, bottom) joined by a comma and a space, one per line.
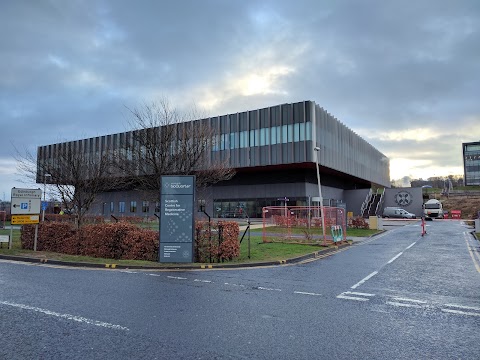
463, 141, 480, 186
37, 100, 390, 218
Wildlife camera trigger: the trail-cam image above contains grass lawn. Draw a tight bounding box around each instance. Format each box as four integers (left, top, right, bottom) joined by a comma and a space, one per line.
0, 224, 379, 266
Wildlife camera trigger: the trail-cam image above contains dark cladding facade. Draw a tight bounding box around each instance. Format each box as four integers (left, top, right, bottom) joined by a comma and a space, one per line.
37, 100, 390, 218
463, 141, 480, 186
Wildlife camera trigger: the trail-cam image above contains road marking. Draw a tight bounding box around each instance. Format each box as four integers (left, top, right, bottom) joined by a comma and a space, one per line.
348, 291, 375, 297
257, 286, 282, 291
464, 232, 480, 273
0, 301, 129, 331
351, 271, 378, 289
194, 279, 212, 283
391, 297, 427, 304
441, 309, 480, 317
224, 282, 246, 288
406, 242, 416, 250
120, 270, 138, 274
444, 304, 480, 312
387, 252, 403, 264
386, 301, 422, 309
147, 273, 162, 277
167, 276, 187, 280
294, 291, 322, 296
337, 291, 374, 301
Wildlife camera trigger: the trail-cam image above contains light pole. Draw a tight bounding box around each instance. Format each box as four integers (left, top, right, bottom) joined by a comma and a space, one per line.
42, 173, 51, 222
314, 146, 326, 244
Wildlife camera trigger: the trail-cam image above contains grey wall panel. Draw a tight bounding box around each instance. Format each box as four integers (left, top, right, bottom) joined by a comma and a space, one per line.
382, 187, 423, 217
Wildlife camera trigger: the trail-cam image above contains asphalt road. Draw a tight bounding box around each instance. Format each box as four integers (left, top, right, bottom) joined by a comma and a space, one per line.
1, 220, 479, 359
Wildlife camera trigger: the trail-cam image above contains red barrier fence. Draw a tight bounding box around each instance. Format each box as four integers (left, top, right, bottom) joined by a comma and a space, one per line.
262, 206, 346, 245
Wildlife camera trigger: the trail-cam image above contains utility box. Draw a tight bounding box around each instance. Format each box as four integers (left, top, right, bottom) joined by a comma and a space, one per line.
369, 216, 378, 230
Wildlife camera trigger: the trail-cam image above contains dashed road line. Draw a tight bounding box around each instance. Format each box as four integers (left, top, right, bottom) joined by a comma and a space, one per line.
224, 282, 246, 288
387, 252, 404, 264
167, 276, 187, 280
444, 303, 480, 312
0, 300, 129, 331
337, 291, 375, 302
386, 297, 427, 309
441, 308, 480, 317
406, 242, 416, 250
294, 291, 322, 296
194, 279, 212, 283
257, 286, 282, 291
351, 271, 378, 289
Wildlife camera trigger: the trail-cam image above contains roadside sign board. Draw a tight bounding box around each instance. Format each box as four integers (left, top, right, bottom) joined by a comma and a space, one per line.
11, 188, 42, 215
11, 215, 40, 225
159, 175, 195, 263
0, 235, 9, 243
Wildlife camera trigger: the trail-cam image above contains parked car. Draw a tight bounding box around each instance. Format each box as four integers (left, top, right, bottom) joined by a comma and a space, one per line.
382, 207, 416, 219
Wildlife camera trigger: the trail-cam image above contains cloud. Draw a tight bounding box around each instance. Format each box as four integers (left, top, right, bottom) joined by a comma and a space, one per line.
0, 0, 479, 198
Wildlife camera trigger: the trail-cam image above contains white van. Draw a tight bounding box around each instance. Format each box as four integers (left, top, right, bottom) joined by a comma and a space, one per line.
382, 207, 416, 219
423, 199, 443, 220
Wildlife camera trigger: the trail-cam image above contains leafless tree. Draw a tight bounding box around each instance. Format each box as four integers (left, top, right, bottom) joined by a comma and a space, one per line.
116, 97, 235, 195
16, 142, 119, 228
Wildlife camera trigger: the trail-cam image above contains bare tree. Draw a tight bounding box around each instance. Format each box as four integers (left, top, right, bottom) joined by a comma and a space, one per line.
16, 142, 119, 228
116, 97, 235, 193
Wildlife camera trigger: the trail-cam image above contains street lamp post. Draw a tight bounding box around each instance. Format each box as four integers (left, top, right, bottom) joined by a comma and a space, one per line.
42, 173, 51, 222
314, 146, 326, 245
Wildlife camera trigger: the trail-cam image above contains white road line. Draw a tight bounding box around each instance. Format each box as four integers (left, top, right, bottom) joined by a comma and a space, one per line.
406, 242, 416, 250
194, 279, 212, 283
351, 271, 378, 289
120, 270, 138, 274
387, 252, 404, 264
147, 273, 162, 277
337, 294, 370, 301
464, 232, 480, 273
386, 301, 422, 309
337, 291, 374, 301
391, 297, 427, 304
294, 291, 322, 296
0, 301, 129, 331
441, 309, 480, 317
444, 304, 480, 312
167, 276, 187, 280
224, 282, 246, 288
345, 291, 375, 297
257, 286, 282, 291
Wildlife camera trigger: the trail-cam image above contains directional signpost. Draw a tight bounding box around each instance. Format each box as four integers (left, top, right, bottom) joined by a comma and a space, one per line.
10, 188, 42, 250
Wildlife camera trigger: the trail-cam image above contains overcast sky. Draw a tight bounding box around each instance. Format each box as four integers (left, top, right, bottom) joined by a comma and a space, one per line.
1, 0, 479, 200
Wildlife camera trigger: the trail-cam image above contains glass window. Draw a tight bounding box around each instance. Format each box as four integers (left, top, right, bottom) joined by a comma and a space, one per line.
288, 124, 293, 142
130, 201, 137, 213
282, 125, 288, 143
305, 122, 312, 140
250, 130, 255, 147
142, 201, 149, 213
119, 201, 125, 213
155, 201, 160, 212
260, 128, 266, 146
110, 202, 114, 213
271, 127, 276, 144
294, 123, 300, 142
230, 133, 236, 149
239, 131, 246, 148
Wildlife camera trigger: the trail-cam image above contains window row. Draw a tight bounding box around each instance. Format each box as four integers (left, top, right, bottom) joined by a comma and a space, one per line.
212, 122, 312, 151
102, 200, 159, 215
